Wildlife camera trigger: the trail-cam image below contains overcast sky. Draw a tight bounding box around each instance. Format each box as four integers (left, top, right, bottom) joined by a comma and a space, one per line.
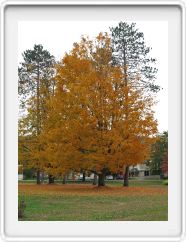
18, 21, 168, 133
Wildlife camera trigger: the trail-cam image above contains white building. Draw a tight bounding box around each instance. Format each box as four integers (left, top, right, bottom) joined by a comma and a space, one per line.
129, 164, 150, 177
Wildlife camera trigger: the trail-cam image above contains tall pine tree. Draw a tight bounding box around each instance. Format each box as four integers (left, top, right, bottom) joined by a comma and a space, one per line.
110, 22, 159, 186
18, 44, 55, 184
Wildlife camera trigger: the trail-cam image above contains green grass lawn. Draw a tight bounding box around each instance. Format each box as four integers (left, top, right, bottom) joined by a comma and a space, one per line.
19, 178, 163, 186
19, 180, 168, 221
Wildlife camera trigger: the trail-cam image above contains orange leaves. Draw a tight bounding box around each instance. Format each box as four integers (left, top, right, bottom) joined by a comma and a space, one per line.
19, 32, 158, 178
19, 184, 167, 197
43, 33, 157, 175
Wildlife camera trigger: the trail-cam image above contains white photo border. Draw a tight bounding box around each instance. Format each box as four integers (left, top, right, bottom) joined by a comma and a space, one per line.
0, 1, 186, 242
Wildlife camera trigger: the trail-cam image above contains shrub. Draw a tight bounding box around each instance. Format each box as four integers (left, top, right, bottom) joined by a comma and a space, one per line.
163, 179, 168, 186
23, 168, 35, 179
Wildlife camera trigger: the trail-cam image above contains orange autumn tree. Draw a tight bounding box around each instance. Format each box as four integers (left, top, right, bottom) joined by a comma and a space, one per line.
112, 85, 158, 186
36, 45, 94, 182
40, 33, 122, 185
39, 33, 158, 186
18, 86, 56, 184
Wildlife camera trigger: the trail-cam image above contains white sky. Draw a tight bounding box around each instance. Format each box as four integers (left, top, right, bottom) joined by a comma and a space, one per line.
18, 21, 168, 133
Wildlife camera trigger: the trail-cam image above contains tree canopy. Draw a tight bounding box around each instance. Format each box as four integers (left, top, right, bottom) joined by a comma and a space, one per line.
18, 23, 161, 186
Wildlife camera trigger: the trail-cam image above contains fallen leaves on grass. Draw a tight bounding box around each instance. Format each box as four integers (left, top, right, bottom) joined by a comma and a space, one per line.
19, 184, 167, 197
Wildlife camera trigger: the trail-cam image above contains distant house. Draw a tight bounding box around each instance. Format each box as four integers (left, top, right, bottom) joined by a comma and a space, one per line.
129, 164, 150, 177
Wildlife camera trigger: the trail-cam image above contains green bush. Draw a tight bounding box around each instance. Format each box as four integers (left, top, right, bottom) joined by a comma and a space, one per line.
151, 170, 161, 175
23, 168, 35, 180
163, 179, 168, 186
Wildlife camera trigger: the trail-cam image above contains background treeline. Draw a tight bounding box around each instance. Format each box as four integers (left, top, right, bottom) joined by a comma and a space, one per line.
18, 22, 168, 186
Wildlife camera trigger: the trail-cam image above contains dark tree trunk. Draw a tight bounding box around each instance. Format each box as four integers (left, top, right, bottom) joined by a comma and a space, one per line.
82, 172, 86, 182
40, 171, 44, 184
36, 170, 41, 185
48, 175, 54, 184
62, 174, 66, 184
36, 65, 40, 136
93, 174, 98, 185
123, 166, 129, 186
98, 172, 105, 186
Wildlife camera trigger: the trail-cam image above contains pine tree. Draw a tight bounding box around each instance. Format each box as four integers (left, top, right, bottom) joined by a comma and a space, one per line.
18, 44, 55, 184
110, 22, 159, 186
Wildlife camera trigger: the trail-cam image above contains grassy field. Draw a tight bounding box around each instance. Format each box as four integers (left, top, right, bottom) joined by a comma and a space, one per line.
18, 180, 168, 221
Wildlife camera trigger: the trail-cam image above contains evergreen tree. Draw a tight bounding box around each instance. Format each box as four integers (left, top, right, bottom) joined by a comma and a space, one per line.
110, 22, 159, 186
150, 131, 168, 176
18, 44, 56, 184
110, 22, 159, 92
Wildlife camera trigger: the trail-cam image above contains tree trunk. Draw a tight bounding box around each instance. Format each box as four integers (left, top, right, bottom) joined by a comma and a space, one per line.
48, 175, 54, 184
123, 42, 130, 187
36, 65, 40, 136
93, 174, 98, 185
123, 166, 129, 186
82, 172, 86, 182
40, 171, 44, 183
98, 172, 105, 186
36, 170, 41, 184
62, 174, 66, 184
